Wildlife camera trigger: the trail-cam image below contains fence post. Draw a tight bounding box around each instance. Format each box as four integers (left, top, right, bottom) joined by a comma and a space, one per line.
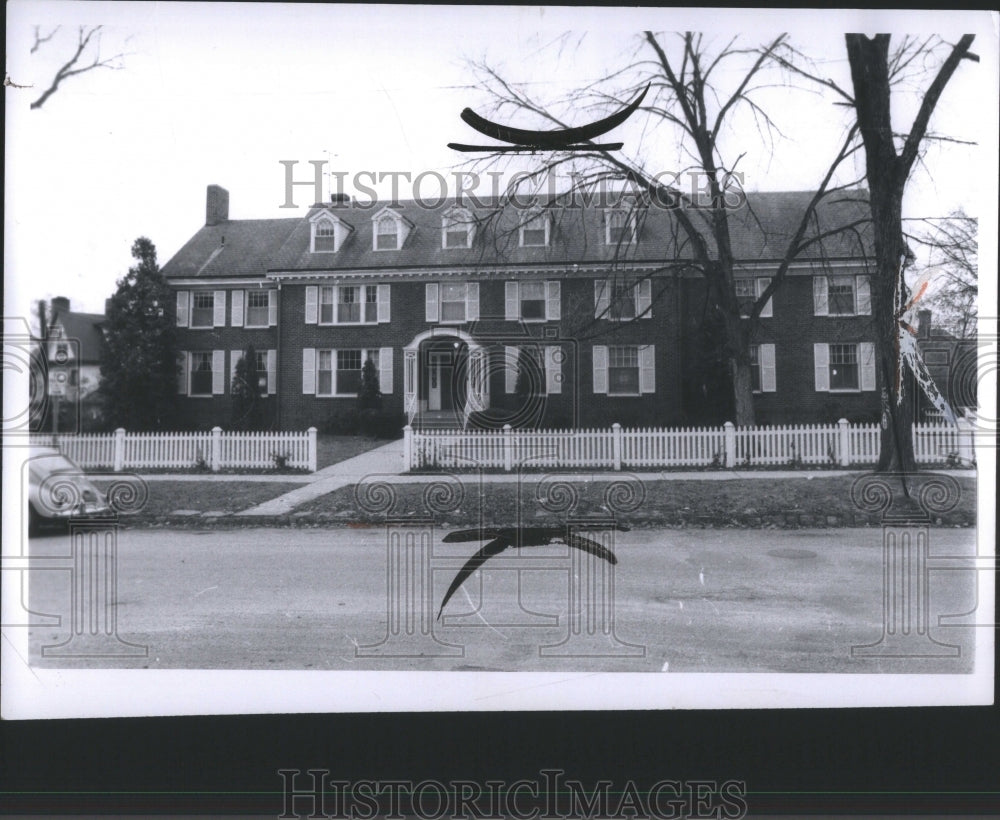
503, 424, 513, 472
956, 417, 975, 466
211, 426, 222, 472
838, 418, 850, 467
402, 425, 412, 472
307, 426, 318, 472
723, 422, 736, 468
612, 423, 622, 471
113, 428, 126, 472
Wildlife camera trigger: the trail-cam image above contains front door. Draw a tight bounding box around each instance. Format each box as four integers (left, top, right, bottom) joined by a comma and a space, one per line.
427, 351, 454, 411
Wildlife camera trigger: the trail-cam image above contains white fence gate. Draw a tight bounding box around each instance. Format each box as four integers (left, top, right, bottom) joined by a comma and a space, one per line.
404, 419, 977, 472
30, 427, 318, 472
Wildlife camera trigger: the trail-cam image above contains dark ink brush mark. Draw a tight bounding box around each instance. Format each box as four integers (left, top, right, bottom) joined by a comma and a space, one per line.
437, 524, 625, 619
448, 84, 649, 153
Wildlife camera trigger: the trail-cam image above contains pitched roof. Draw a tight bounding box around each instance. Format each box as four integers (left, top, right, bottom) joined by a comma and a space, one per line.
49, 310, 105, 364
160, 218, 300, 279
162, 191, 872, 281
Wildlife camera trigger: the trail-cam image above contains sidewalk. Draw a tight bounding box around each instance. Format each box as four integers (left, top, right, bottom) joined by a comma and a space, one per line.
236, 438, 406, 516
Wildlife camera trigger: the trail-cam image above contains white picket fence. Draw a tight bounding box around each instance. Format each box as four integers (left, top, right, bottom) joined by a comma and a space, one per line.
30, 427, 318, 472
404, 419, 977, 472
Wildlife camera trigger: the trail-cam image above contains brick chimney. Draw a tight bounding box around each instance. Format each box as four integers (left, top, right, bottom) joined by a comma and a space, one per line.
917, 309, 932, 339
206, 185, 230, 226
51, 296, 70, 316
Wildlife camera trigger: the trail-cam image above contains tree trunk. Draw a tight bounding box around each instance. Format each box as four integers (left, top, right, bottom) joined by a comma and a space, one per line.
847, 34, 918, 474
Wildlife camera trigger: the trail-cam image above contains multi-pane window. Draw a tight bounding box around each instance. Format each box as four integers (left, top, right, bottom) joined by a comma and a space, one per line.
191, 292, 215, 328
612, 282, 636, 320
735, 279, 756, 317
316, 349, 379, 396
314, 219, 337, 252
440, 283, 467, 322
375, 216, 398, 250
608, 345, 640, 395
319, 285, 378, 324
190, 352, 214, 396
521, 215, 548, 247
519, 282, 546, 321
828, 276, 856, 315
829, 343, 859, 390
444, 217, 470, 248
606, 210, 634, 244
246, 290, 269, 327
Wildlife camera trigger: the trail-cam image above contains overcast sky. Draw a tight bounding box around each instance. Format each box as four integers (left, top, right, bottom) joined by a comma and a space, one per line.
5, 3, 997, 317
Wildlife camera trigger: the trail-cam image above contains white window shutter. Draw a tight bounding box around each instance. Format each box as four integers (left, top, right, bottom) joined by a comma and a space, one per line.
814, 343, 830, 391
637, 278, 652, 318
505, 282, 519, 321
330, 286, 340, 325
425, 283, 439, 322
212, 350, 225, 394
595, 280, 610, 318
379, 347, 393, 394
266, 350, 277, 394
213, 291, 226, 327
859, 342, 876, 391
546, 281, 561, 320
302, 348, 316, 394
813, 276, 829, 316
230, 349, 242, 392
856, 275, 872, 315
760, 343, 776, 392
268, 290, 278, 326
505, 346, 517, 394
639, 345, 656, 393
377, 284, 390, 323
593, 345, 608, 394
304, 286, 318, 324
758, 278, 773, 318
466, 282, 479, 321
177, 352, 188, 394
545, 345, 561, 394
176, 291, 189, 327
231, 290, 245, 327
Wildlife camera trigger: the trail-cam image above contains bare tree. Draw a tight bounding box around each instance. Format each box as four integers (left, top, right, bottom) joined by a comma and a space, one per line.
461, 31, 868, 425
29, 25, 129, 110
840, 34, 978, 472
907, 210, 978, 339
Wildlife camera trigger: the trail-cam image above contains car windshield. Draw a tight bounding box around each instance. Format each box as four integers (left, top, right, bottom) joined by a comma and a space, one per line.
29, 454, 83, 482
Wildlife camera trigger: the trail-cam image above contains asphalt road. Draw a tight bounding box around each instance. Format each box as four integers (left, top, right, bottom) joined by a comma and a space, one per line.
25, 525, 980, 673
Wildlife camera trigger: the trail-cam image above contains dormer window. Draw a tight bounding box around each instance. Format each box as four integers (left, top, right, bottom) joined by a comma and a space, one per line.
442, 207, 475, 249
310, 212, 351, 253
371, 207, 412, 251
375, 215, 398, 250
520, 211, 550, 247
605, 209, 637, 245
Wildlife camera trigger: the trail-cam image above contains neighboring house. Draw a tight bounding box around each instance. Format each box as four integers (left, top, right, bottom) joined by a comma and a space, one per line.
161, 185, 880, 431
45, 296, 106, 431
914, 308, 977, 421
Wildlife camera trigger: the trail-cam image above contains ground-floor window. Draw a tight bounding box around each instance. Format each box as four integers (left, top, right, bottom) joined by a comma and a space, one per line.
190, 351, 214, 396
608, 345, 640, 395
316, 348, 379, 396
829, 343, 859, 390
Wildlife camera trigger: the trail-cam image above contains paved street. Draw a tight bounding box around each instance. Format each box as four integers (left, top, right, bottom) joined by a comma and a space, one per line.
25, 526, 980, 673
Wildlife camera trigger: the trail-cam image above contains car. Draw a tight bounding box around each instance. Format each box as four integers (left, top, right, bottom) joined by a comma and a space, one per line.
27, 447, 114, 536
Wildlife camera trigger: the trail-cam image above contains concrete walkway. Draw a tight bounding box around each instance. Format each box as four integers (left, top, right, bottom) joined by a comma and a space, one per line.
236, 439, 406, 516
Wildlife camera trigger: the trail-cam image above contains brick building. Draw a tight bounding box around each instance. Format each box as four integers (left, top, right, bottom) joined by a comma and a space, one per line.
161, 185, 881, 431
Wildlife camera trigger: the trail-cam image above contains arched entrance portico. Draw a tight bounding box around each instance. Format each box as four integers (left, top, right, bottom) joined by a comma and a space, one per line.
404, 328, 488, 426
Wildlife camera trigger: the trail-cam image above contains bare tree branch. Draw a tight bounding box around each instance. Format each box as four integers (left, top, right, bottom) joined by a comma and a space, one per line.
30, 25, 130, 110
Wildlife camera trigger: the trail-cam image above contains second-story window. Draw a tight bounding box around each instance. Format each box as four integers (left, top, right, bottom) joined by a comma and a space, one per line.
245, 291, 269, 327
191, 292, 215, 328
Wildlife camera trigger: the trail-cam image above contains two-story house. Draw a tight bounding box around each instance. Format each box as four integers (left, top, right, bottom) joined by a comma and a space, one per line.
162, 185, 879, 431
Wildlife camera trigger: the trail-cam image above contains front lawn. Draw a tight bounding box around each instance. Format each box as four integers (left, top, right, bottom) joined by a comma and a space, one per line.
94, 480, 304, 521
294, 475, 978, 528
315, 434, 391, 470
